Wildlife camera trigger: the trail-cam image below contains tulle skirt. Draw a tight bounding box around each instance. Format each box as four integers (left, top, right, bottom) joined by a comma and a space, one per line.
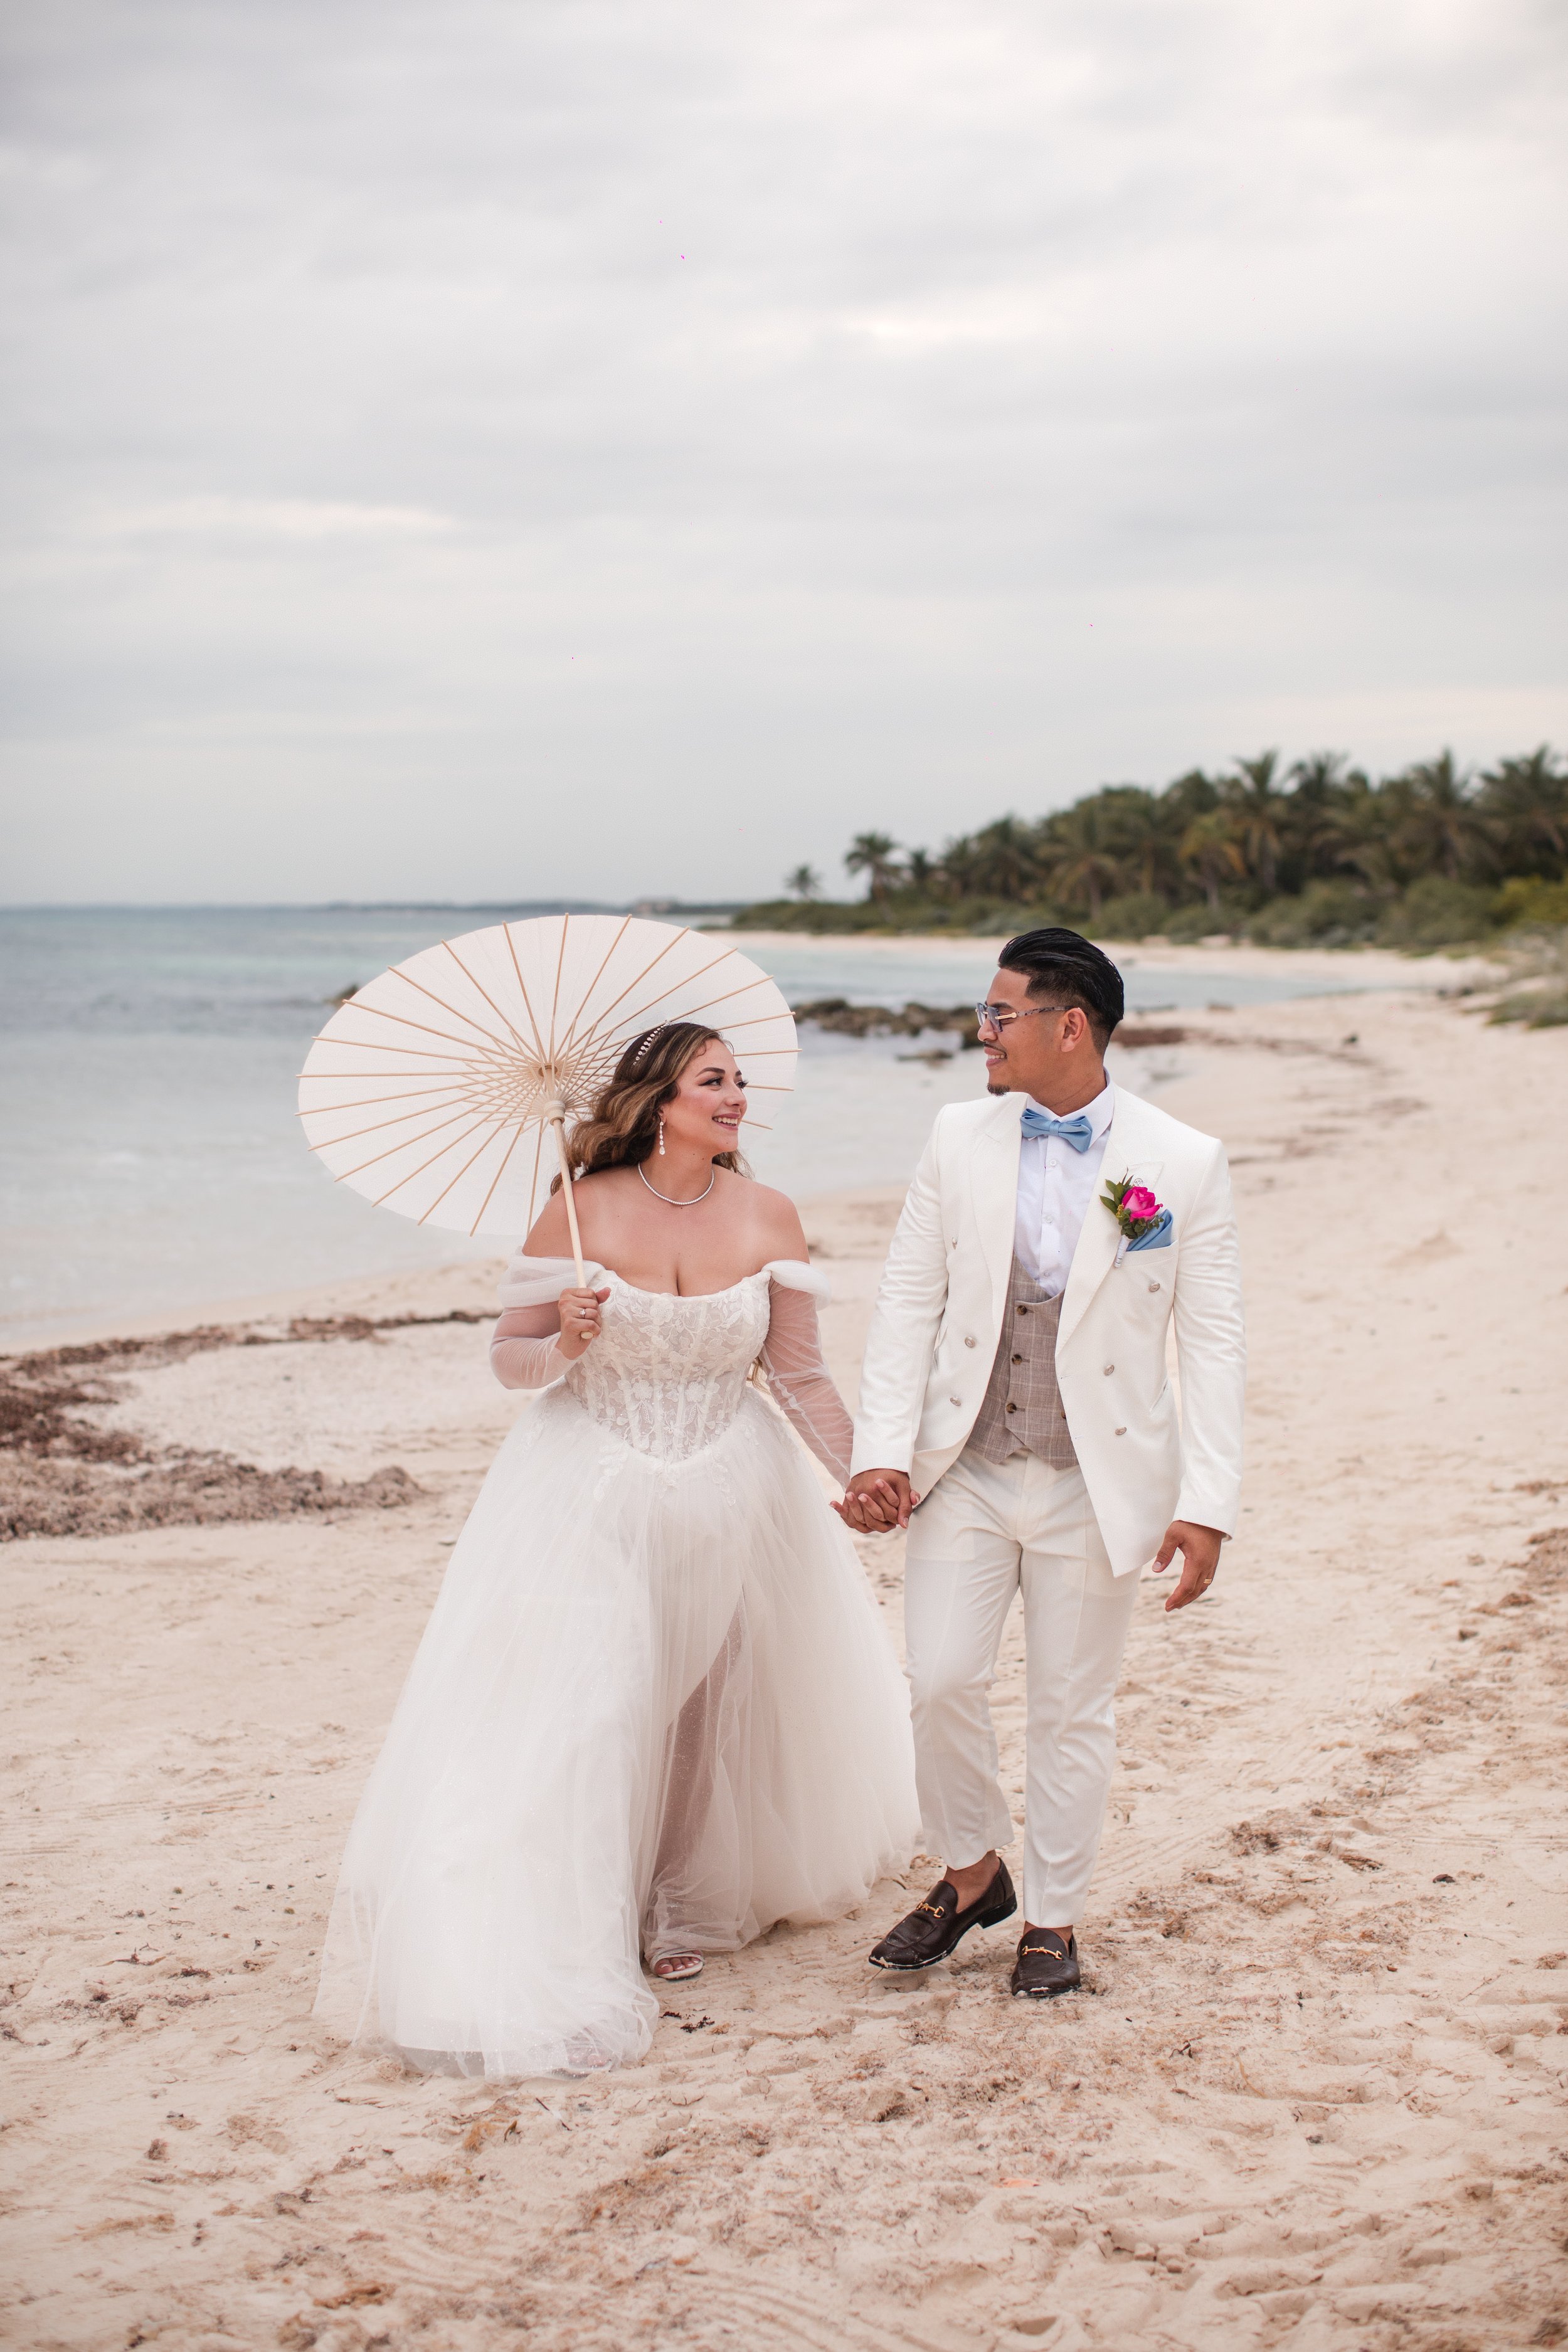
314, 1382, 919, 2078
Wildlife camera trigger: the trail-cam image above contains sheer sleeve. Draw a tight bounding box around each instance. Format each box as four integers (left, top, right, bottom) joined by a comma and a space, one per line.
490, 1253, 598, 1392
491, 1311, 568, 1391
758, 1268, 854, 1486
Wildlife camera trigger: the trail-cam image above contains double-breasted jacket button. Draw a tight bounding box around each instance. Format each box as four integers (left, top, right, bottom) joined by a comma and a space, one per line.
1103, 1362, 1115, 1376
1016, 1303, 1029, 1316
1011, 1352, 1023, 1365
949, 1395, 961, 1406
1005, 1401, 1019, 1414
1115, 1425, 1127, 1436
963, 1335, 977, 1348
1147, 1279, 1162, 1293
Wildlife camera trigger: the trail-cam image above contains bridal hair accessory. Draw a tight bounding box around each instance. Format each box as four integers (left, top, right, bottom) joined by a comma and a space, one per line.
637, 1162, 717, 1206
298, 915, 797, 1282
1101, 1174, 1172, 1267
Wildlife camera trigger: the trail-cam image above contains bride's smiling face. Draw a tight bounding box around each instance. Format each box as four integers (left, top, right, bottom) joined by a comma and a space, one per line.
662, 1039, 747, 1157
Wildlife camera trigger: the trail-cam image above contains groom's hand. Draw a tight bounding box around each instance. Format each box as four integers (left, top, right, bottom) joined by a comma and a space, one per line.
835, 1469, 917, 1533
1153, 1520, 1224, 1613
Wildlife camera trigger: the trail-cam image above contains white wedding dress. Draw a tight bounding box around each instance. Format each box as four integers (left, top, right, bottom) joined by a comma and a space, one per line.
315, 1256, 919, 2080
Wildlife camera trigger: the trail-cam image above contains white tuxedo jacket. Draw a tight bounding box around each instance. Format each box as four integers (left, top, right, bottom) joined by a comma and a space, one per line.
850, 1086, 1246, 1577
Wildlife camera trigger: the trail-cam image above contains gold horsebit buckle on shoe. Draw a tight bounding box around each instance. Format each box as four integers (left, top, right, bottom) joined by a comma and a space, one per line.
915, 1900, 950, 1921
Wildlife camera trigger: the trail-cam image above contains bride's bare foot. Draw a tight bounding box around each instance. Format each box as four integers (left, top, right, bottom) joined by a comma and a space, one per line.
649, 1952, 704, 1982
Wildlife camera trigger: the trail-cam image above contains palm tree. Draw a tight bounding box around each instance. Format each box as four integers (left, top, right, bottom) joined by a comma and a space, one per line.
1283, 753, 1355, 884
1162, 768, 1221, 825
1312, 773, 1400, 893
844, 831, 903, 904
1179, 810, 1246, 914
954, 816, 1042, 901
1389, 751, 1491, 883
1091, 785, 1173, 898
904, 847, 938, 894
1157, 768, 1221, 896
785, 863, 822, 901
1222, 751, 1287, 894
1287, 751, 1355, 805
931, 830, 980, 901
1476, 747, 1567, 877
1276, 752, 1344, 891
1041, 803, 1126, 921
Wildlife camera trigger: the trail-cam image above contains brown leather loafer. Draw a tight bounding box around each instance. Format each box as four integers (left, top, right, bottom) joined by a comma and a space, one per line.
1009, 1928, 1080, 1998
868, 1860, 1018, 1972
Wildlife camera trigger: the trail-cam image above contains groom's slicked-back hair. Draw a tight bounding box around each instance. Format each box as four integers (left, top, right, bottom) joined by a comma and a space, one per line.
998, 927, 1125, 1050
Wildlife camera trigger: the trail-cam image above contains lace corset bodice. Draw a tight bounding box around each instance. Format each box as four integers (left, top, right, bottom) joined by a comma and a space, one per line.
563, 1271, 773, 1462
490, 1254, 854, 1483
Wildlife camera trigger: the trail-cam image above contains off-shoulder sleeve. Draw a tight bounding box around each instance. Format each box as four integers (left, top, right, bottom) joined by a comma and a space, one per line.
490, 1253, 605, 1392
757, 1263, 854, 1485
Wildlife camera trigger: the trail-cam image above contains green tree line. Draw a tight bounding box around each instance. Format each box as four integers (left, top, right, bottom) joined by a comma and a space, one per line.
750, 747, 1568, 948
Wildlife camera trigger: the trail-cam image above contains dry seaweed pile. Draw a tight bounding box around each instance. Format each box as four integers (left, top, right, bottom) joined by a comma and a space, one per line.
0, 1310, 482, 1542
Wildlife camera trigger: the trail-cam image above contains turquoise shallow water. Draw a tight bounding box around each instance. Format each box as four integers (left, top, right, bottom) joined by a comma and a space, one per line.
0, 906, 1384, 1345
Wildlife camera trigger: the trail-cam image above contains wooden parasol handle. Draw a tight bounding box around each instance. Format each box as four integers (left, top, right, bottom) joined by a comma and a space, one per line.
542, 1103, 587, 1287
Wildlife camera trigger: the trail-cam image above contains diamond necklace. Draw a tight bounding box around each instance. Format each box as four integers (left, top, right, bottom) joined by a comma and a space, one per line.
637, 1162, 717, 1207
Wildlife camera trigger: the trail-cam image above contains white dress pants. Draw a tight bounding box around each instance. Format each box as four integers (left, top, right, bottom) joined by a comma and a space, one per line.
903, 1446, 1141, 1928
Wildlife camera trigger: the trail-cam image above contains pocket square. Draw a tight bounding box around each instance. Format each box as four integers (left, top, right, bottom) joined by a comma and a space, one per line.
1126, 1209, 1173, 1253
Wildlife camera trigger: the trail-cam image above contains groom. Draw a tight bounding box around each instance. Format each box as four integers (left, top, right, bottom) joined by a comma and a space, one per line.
840, 928, 1244, 1998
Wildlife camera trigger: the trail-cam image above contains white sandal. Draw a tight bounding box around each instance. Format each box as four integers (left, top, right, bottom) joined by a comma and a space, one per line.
650, 1952, 704, 1981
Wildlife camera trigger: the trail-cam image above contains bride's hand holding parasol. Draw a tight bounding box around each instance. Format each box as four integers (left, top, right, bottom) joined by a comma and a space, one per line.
556, 1284, 611, 1359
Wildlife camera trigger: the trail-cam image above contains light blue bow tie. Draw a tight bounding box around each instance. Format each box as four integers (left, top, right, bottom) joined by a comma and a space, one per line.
1019, 1106, 1094, 1152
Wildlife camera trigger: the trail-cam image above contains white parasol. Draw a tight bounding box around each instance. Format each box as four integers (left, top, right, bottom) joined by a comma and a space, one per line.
297, 914, 798, 1281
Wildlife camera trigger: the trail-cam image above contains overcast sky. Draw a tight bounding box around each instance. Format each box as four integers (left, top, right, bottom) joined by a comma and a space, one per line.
3, 0, 1565, 906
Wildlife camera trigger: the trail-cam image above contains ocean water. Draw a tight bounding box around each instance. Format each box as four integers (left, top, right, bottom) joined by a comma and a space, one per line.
1, 906, 1384, 1347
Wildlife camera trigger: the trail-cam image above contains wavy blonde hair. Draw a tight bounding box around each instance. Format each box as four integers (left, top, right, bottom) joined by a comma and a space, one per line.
550, 1022, 749, 1190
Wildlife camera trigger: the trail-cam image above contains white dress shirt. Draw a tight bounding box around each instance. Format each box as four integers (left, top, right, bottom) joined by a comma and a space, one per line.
1013, 1080, 1116, 1296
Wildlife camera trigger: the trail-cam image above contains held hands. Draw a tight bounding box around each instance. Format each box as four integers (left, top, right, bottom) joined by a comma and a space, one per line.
832, 1468, 919, 1534
556, 1285, 611, 1361
1152, 1519, 1224, 1613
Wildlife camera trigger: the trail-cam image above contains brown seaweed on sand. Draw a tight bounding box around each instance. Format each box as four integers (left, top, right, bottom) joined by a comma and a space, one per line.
0, 1310, 482, 1541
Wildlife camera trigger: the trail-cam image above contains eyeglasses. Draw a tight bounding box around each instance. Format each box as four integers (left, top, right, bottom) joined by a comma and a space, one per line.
973, 1002, 1071, 1034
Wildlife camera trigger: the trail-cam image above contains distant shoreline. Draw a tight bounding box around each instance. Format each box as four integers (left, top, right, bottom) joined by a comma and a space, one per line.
724, 929, 1505, 987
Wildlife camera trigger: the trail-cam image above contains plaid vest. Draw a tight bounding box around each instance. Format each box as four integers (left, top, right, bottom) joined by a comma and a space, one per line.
967, 1253, 1079, 1471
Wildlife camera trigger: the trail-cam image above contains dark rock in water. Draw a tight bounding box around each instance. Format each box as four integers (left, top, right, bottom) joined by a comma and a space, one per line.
793, 999, 983, 1046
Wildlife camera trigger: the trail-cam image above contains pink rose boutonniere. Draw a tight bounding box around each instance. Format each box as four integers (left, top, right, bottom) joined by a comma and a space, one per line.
1101, 1173, 1170, 1266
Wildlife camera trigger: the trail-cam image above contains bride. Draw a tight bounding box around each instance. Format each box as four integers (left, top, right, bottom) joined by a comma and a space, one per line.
315, 1020, 919, 2078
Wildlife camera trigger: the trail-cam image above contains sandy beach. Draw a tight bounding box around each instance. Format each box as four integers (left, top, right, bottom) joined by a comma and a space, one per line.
4, 974, 1567, 2350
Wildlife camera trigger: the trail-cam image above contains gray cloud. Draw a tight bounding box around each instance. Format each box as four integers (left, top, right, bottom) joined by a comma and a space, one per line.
3, 0, 1565, 901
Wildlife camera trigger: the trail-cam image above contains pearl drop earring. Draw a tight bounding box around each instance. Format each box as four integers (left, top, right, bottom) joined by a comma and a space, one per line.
657, 1114, 667, 1156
